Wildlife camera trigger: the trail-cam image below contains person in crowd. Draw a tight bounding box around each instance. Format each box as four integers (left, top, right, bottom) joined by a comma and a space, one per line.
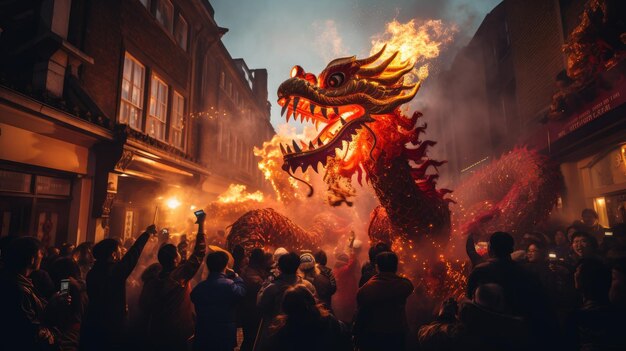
568, 231, 599, 267
313, 250, 337, 310
359, 242, 390, 287
240, 248, 270, 351
267, 247, 289, 282
459, 283, 529, 351
233, 244, 246, 275
80, 224, 156, 350
580, 208, 608, 244
45, 256, 89, 350
332, 235, 361, 323
610, 258, 626, 309
178, 233, 189, 262
265, 285, 350, 351
256, 252, 316, 350
466, 231, 559, 349
139, 211, 207, 351
60, 243, 75, 257
191, 251, 246, 351
72, 242, 94, 280
418, 298, 475, 351
565, 258, 626, 350
552, 229, 570, 259
0, 236, 57, 350
354, 251, 414, 351
465, 233, 487, 267
30, 260, 56, 300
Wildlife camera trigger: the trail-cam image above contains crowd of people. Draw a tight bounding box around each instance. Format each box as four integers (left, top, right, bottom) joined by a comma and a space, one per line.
0, 207, 625, 350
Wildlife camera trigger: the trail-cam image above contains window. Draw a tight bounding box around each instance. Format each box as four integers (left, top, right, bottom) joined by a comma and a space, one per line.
174, 14, 188, 50
148, 75, 168, 141
171, 91, 185, 149
156, 0, 174, 34
119, 54, 145, 130
220, 71, 225, 89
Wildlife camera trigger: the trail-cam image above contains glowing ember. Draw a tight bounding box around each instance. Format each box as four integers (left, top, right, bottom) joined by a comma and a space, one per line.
370, 19, 457, 82
217, 184, 264, 204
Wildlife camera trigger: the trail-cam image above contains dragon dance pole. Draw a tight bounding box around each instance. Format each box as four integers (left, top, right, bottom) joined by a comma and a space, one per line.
153, 205, 159, 226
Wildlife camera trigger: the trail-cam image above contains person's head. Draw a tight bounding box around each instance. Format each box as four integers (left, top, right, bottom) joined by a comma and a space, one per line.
233, 245, 245, 261
92, 238, 121, 263
299, 252, 316, 272
488, 232, 514, 259
571, 231, 598, 258
526, 242, 545, 263
72, 242, 94, 265
575, 258, 612, 301
49, 257, 81, 286
281, 284, 321, 320
473, 283, 509, 314
278, 252, 301, 275
554, 230, 568, 246
581, 208, 599, 227
158, 244, 181, 271
273, 247, 288, 264
368, 241, 391, 263
60, 243, 75, 257
313, 250, 327, 266
47, 247, 60, 258
5, 237, 43, 273
249, 248, 266, 267
376, 251, 399, 273
206, 251, 229, 273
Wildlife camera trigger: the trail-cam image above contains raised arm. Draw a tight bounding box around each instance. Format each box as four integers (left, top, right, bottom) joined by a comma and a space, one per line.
113, 225, 155, 279
172, 212, 207, 283
465, 233, 483, 268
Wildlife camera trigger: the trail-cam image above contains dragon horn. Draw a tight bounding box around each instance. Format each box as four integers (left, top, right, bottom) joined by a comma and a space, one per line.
357, 51, 399, 77
368, 61, 415, 85
384, 82, 421, 110
354, 44, 387, 66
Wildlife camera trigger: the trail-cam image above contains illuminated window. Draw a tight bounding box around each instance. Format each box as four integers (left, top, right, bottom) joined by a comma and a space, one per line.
148, 75, 168, 141
119, 53, 145, 130
170, 91, 185, 149
174, 14, 188, 50
593, 197, 609, 227
156, 0, 174, 34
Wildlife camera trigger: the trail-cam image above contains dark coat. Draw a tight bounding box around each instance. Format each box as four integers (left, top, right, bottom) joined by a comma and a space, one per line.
314, 265, 337, 308
139, 232, 205, 350
191, 272, 246, 350
0, 270, 54, 350
265, 314, 351, 351
81, 231, 150, 349
355, 272, 414, 335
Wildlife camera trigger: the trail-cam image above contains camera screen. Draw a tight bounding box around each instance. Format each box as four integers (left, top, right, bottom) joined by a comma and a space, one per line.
60, 279, 70, 292
194, 209, 205, 216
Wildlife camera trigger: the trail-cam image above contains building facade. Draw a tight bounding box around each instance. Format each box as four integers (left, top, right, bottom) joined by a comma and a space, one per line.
429, 0, 626, 226
0, 0, 274, 246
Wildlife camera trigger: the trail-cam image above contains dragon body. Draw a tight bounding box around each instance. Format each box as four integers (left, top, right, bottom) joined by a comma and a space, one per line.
227, 46, 561, 259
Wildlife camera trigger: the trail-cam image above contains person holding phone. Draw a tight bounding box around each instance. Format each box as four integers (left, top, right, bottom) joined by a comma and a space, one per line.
81, 224, 157, 350
138, 209, 207, 351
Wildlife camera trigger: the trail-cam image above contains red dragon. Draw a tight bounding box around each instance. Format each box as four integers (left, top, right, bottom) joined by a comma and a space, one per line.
227, 46, 562, 259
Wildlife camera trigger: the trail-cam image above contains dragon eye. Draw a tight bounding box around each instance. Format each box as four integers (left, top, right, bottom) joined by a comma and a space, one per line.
326, 72, 345, 88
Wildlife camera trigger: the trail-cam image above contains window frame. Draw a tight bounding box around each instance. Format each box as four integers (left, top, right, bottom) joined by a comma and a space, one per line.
174, 13, 188, 51
155, 0, 174, 34
170, 91, 186, 150
147, 74, 169, 142
119, 53, 146, 131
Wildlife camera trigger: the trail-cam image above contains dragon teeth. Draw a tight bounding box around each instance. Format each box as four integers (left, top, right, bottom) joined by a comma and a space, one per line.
340, 117, 347, 125
309, 103, 316, 114
317, 138, 323, 146
281, 99, 290, 117
333, 107, 339, 115
280, 144, 287, 155
286, 145, 292, 153
293, 97, 300, 113
309, 141, 315, 150
292, 140, 301, 153
321, 108, 327, 119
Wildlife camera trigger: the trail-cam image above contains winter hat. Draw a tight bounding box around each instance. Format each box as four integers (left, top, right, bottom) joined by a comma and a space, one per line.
299, 252, 316, 271
273, 247, 288, 262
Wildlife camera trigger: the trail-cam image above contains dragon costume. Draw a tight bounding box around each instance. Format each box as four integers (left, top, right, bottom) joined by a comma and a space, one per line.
227, 46, 561, 257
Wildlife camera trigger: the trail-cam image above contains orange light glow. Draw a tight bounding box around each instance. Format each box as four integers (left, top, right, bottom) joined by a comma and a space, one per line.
166, 197, 181, 209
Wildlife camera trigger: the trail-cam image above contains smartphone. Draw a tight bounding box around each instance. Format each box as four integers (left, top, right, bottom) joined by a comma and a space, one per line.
194, 209, 205, 217
60, 279, 70, 294
605, 231, 613, 236
548, 252, 557, 261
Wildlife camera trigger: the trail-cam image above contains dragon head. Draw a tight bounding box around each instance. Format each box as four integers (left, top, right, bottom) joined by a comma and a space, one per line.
277, 45, 420, 178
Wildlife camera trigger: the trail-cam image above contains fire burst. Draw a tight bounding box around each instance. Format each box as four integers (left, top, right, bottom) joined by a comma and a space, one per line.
217, 184, 264, 204
370, 19, 457, 82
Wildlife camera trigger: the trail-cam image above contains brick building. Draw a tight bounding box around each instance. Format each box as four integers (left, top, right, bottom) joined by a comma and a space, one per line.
428, 0, 626, 226
0, 0, 274, 245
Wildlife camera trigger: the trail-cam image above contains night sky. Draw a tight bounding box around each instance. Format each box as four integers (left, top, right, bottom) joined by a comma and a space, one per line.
211, 0, 501, 130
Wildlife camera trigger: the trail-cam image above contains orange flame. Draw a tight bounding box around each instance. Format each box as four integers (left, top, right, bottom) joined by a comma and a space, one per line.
217, 184, 264, 204
370, 19, 457, 82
